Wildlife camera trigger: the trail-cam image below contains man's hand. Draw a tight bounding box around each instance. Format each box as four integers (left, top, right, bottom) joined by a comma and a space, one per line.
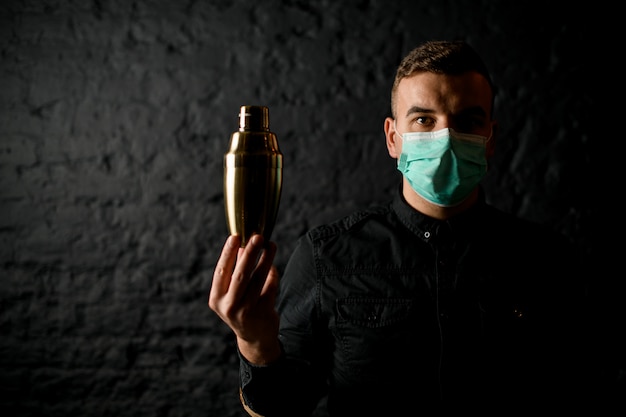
208, 234, 282, 365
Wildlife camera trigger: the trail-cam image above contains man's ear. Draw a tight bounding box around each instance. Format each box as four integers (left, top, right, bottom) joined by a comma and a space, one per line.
486, 121, 498, 158
384, 117, 400, 159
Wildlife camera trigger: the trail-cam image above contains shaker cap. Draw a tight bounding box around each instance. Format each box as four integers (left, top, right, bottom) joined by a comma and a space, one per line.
239, 105, 269, 131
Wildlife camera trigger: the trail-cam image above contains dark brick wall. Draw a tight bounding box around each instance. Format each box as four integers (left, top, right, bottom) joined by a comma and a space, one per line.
0, 1, 607, 416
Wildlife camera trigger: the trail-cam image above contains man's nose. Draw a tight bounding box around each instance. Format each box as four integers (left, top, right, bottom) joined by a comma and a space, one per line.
439, 117, 452, 130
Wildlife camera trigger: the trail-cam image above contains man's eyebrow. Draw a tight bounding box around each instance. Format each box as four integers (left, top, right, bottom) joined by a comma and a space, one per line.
405, 105, 488, 118
405, 106, 433, 117
458, 106, 488, 117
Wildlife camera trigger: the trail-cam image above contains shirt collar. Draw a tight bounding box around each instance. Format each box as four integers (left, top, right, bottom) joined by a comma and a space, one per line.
391, 184, 488, 242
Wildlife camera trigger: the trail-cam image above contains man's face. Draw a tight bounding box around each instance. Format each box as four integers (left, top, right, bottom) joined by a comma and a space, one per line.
385, 71, 495, 159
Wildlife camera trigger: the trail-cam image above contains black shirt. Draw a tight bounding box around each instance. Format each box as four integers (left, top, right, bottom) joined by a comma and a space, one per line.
239, 187, 595, 416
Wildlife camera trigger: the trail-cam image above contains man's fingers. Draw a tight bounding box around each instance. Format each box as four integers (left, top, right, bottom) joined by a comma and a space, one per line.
256, 240, 277, 286
244, 240, 278, 304
208, 235, 241, 308
259, 265, 280, 307
209, 234, 280, 329
228, 235, 272, 302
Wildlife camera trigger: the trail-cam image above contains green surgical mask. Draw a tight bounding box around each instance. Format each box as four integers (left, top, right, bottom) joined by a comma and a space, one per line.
396, 125, 489, 207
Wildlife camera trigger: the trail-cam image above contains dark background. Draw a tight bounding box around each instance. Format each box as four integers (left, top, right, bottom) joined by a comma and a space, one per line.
0, 1, 617, 416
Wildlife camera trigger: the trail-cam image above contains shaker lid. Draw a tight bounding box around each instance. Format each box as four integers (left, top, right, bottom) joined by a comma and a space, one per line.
239, 105, 269, 131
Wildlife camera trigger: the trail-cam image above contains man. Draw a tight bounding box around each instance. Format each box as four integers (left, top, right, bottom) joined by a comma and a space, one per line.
209, 40, 594, 416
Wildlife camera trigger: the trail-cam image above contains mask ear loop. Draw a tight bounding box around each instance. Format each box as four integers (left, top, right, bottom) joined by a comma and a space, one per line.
484, 126, 494, 172
392, 120, 403, 167
393, 120, 402, 139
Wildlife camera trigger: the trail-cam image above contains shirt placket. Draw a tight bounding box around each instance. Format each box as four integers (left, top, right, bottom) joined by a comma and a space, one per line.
433, 221, 456, 399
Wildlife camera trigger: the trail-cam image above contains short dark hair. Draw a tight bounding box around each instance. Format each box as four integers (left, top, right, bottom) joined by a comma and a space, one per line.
391, 40, 495, 118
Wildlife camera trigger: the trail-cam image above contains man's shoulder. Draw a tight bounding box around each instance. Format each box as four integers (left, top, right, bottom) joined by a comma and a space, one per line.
305, 202, 394, 242
482, 204, 569, 243
478, 203, 578, 272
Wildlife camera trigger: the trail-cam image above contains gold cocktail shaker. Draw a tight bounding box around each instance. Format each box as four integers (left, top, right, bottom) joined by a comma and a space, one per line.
223, 105, 283, 247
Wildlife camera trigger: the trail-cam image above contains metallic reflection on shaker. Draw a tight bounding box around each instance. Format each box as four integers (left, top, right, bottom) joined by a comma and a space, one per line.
223, 105, 283, 247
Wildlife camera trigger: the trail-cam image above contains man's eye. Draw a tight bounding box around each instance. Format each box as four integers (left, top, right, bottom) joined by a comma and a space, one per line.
457, 119, 486, 132
414, 117, 433, 126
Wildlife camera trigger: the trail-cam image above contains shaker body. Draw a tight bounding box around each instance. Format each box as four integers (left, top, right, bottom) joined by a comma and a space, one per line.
223, 106, 283, 247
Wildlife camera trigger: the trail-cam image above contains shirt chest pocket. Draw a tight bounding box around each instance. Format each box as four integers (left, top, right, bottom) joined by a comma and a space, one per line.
336, 297, 413, 328
334, 297, 423, 379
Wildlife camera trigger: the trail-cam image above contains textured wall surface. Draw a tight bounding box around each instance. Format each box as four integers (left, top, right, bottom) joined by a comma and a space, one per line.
0, 1, 613, 416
